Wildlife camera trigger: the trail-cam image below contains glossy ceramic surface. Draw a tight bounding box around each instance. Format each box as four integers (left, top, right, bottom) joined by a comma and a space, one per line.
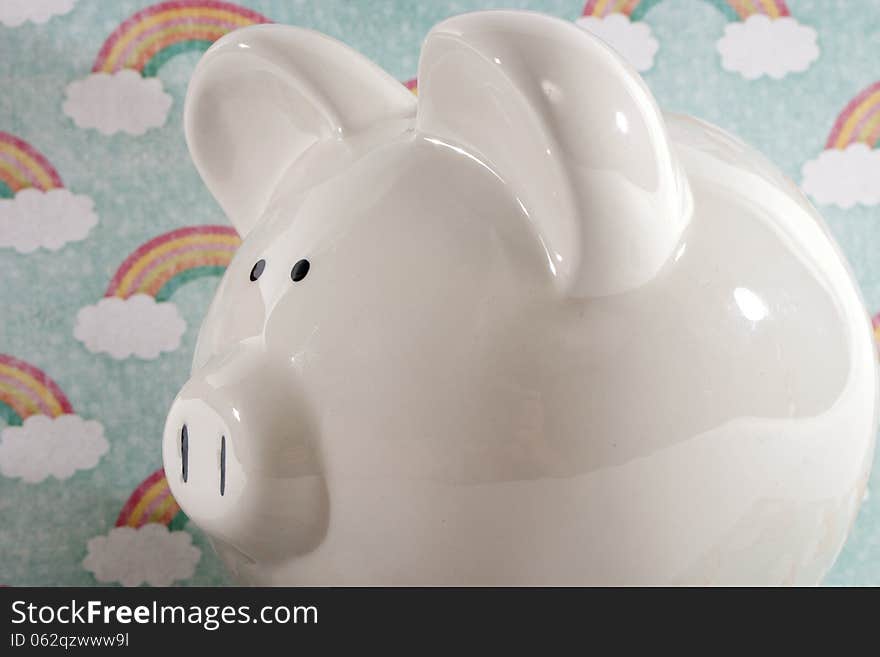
163, 11, 878, 585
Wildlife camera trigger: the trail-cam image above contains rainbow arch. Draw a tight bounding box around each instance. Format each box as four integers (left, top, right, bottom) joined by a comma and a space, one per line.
105, 225, 241, 301
116, 468, 187, 530
0, 354, 73, 427
0, 132, 63, 199
825, 81, 880, 150
582, 0, 789, 21
91, 1, 270, 77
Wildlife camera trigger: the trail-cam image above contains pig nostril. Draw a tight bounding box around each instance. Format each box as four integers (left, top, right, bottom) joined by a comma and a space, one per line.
220, 435, 226, 496
181, 424, 189, 483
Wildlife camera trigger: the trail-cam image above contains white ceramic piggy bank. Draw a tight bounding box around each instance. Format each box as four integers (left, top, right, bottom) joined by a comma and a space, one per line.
163, 11, 878, 585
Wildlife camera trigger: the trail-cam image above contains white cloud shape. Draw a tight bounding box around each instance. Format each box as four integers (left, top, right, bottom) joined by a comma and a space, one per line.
801, 143, 880, 209
74, 294, 186, 359
717, 15, 818, 80
0, 414, 107, 483
0, 188, 98, 253
83, 524, 201, 587
62, 70, 172, 136
575, 13, 658, 72
0, 0, 76, 27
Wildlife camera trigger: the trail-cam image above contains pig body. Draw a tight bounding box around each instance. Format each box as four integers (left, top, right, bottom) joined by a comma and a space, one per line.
164, 12, 877, 585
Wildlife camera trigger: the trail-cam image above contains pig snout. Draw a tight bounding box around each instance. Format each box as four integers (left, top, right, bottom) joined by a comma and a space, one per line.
164, 393, 237, 511
162, 347, 329, 563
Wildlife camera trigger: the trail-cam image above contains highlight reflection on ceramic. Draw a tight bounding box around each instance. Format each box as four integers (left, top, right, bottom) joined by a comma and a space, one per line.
162, 11, 877, 585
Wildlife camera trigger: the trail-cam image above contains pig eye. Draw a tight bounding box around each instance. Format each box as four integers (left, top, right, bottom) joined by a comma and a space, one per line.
290, 259, 310, 282
249, 259, 266, 281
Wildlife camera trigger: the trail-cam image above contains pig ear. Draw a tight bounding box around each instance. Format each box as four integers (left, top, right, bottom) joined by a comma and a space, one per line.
185, 25, 416, 237
416, 12, 692, 297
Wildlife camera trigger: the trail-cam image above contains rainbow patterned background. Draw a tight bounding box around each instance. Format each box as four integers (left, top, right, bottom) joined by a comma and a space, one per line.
582, 0, 790, 20
0, 132, 64, 199
91, 1, 270, 77
0, 0, 878, 586
104, 225, 240, 301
